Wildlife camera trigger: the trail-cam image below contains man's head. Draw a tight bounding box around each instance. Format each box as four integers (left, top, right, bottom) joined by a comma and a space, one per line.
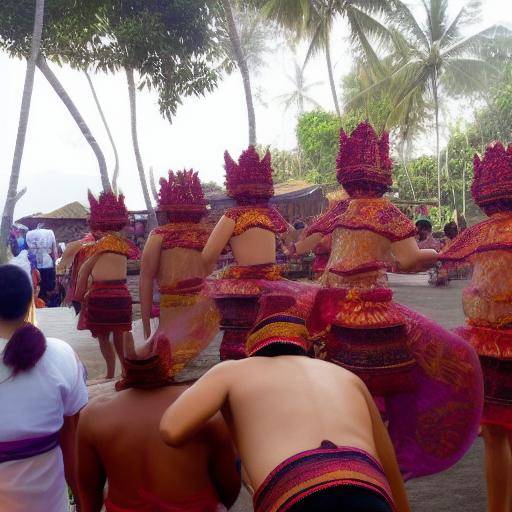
245, 294, 311, 357
415, 216, 433, 241
443, 221, 458, 240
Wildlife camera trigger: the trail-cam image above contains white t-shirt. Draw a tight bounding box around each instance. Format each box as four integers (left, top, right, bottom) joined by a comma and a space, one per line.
0, 337, 88, 512
26, 229, 57, 269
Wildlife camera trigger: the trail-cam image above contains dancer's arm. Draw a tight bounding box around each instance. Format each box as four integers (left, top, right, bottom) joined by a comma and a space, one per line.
75, 255, 100, 300
77, 405, 107, 512
160, 361, 234, 446
288, 233, 323, 257
58, 240, 82, 272
360, 381, 411, 512
391, 237, 438, 272
60, 413, 81, 508
202, 216, 235, 273
140, 235, 161, 339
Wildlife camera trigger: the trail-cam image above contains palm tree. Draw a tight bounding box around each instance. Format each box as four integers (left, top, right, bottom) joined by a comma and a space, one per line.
220, 0, 258, 145
276, 60, 322, 115
126, 68, 157, 230
353, 0, 511, 208
261, 0, 393, 117
0, 0, 44, 263
85, 71, 120, 194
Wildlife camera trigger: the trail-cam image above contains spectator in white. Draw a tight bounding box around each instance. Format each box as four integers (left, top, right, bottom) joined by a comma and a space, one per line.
0, 265, 88, 512
26, 223, 58, 302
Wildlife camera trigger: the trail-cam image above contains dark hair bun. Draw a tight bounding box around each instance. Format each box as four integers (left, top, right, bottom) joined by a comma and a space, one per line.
3, 324, 46, 376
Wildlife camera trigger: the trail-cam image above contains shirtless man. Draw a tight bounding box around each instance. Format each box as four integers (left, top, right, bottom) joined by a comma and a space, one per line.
77, 338, 240, 512
75, 192, 134, 379
161, 294, 410, 512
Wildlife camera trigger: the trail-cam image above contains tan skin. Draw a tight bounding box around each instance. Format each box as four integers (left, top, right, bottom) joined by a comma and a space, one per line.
0, 315, 82, 509
75, 249, 133, 379
202, 216, 293, 273
57, 239, 83, 274
77, 384, 240, 512
140, 232, 208, 340
160, 357, 411, 512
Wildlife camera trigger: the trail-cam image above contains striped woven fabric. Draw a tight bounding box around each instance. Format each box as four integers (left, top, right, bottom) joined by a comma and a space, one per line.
253, 442, 396, 512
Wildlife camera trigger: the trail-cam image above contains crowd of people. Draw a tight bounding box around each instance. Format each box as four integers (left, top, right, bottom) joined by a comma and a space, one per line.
1, 122, 511, 512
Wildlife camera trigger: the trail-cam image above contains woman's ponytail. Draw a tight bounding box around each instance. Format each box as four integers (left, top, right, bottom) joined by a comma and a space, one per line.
3, 324, 46, 376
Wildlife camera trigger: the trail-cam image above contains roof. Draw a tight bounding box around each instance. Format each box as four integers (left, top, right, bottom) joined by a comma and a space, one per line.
21, 201, 89, 220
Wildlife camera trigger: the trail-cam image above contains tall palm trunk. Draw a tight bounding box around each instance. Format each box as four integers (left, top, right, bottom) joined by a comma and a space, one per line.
85, 71, 120, 194
36, 57, 111, 193
149, 167, 159, 202
432, 71, 442, 210
400, 137, 416, 200
126, 67, 157, 230
0, 0, 45, 263
325, 41, 341, 117
221, 0, 256, 145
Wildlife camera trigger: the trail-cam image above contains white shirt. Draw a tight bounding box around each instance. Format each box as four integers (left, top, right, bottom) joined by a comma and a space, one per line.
26, 229, 57, 269
9, 250, 32, 282
0, 337, 88, 512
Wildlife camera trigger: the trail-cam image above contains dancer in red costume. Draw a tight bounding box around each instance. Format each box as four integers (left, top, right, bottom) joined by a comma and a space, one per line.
291, 122, 483, 479
202, 146, 318, 360
440, 141, 512, 512
75, 191, 134, 379
138, 170, 219, 374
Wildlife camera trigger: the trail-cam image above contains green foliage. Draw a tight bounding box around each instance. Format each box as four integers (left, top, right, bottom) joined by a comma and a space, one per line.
256, 145, 303, 183
296, 110, 339, 183
394, 156, 438, 202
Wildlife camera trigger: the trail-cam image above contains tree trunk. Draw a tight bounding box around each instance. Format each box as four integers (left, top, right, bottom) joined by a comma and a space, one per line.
126, 67, 157, 229
221, 0, 256, 145
85, 71, 120, 194
0, 0, 45, 263
325, 41, 341, 117
149, 167, 159, 202
400, 137, 416, 201
36, 57, 111, 193
432, 72, 442, 210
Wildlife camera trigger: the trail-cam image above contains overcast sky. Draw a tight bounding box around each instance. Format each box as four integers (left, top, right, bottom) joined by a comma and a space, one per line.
1, 0, 510, 219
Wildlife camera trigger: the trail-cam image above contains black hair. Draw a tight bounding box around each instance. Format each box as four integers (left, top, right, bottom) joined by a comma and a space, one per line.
443, 221, 458, 237
293, 221, 305, 230
0, 265, 46, 376
343, 182, 389, 198
252, 343, 307, 357
415, 220, 432, 231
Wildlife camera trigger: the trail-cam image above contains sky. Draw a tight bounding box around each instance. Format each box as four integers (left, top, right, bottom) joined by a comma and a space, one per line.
1, 0, 511, 219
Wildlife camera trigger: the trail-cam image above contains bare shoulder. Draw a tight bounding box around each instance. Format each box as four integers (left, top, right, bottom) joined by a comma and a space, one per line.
80, 394, 116, 424
313, 357, 366, 385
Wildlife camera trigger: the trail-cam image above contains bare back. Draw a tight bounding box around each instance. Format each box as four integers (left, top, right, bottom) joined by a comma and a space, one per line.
158, 248, 206, 285
222, 357, 377, 489
82, 386, 218, 506
91, 253, 127, 281
230, 228, 277, 266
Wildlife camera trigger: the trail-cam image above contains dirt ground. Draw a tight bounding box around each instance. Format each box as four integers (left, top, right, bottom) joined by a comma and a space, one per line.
37, 273, 486, 511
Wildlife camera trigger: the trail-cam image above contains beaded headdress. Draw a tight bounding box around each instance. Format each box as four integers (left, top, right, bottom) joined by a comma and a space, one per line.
472, 141, 512, 208
336, 121, 393, 188
115, 336, 177, 391
88, 190, 129, 232
157, 169, 207, 219
224, 145, 274, 201
245, 294, 311, 357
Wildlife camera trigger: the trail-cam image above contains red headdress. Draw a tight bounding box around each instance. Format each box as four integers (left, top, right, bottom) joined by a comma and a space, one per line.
336, 121, 393, 189
224, 145, 274, 202
245, 294, 311, 357
88, 190, 129, 232
157, 169, 207, 220
472, 141, 512, 209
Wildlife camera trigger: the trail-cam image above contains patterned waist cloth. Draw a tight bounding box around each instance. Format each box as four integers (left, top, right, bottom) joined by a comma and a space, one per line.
159, 277, 205, 308
253, 441, 396, 512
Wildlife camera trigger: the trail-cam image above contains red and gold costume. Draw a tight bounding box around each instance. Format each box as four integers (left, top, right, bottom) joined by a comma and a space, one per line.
78, 192, 133, 337
137, 170, 219, 370
211, 146, 318, 360
441, 142, 512, 429
307, 122, 483, 479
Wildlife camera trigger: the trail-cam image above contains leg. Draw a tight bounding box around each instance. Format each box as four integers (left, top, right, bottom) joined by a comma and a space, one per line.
482, 425, 512, 512
97, 333, 116, 379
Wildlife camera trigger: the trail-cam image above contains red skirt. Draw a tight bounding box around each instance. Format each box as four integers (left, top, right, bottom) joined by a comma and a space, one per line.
80, 280, 132, 337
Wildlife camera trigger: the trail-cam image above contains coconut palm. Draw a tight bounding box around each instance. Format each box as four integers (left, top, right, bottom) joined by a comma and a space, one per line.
85, 71, 120, 194
353, 0, 512, 208
0, 0, 44, 263
261, 0, 393, 117
277, 60, 322, 115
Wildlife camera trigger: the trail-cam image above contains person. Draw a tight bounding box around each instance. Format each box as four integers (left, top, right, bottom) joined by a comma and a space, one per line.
77, 335, 240, 512
443, 221, 459, 245
440, 141, 512, 512
288, 122, 483, 479
26, 223, 59, 302
202, 146, 317, 360
75, 191, 134, 379
415, 216, 441, 251
0, 264, 88, 512
139, 170, 219, 372
161, 294, 410, 512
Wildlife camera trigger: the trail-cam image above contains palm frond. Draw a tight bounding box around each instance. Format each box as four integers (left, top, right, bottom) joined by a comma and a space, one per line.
441, 58, 502, 97
387, 0, 429, 50
440, 1, 481, 47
